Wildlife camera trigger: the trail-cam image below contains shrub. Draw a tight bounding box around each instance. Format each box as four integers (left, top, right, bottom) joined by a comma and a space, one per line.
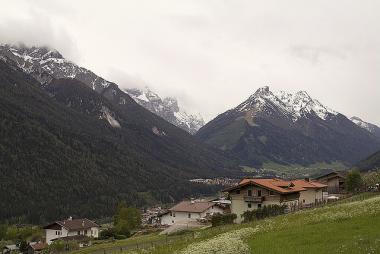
113, 202, 141, 233
114, 234, 128, 240
99, 227, 130, 240
242, 204, 287, 222
99, 228, 116, 239
211, 213, 237, 227
45, 240, 65, 253
346, 170, 364, 193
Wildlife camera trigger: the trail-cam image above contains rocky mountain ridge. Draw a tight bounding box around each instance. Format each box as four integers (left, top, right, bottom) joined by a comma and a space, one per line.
351, 116, 380, 138
125, 87, 204, 134
0, 44, 204, 133
196, 86, 380, 168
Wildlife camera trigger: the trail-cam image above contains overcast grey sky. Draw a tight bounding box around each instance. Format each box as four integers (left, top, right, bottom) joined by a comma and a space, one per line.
0, 0, 379, 124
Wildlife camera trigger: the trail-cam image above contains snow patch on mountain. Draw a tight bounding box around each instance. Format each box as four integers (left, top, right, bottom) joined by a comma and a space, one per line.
126, 87, 204, 134
351, 116, 380, 136
0, 44, 111, 91
237, 86, 338, 121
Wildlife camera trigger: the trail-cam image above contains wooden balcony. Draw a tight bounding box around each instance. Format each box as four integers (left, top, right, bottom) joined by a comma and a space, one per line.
243, 196, 264, 202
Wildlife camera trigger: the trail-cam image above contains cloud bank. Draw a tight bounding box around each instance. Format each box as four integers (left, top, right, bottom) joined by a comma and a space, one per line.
0, 0, 379, 125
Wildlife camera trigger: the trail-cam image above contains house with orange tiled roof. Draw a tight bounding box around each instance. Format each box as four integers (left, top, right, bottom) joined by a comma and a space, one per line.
292, 179, 327, 206
224, 178, 305, 223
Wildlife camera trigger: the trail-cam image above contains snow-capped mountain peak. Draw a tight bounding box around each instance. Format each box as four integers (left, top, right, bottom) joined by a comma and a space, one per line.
125, 87, 204, 134
237, 86, 338, 121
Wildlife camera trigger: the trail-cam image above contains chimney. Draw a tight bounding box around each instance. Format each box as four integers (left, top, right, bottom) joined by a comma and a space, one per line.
68, 216, 72, 221
190, 198, 195, 204
82, 220, 85, 227
304, 178, 310, 182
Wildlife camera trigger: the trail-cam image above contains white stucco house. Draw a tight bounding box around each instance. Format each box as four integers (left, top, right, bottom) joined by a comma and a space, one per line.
43, 217, 100, 244
224, 178, 328, 223
159, 201, 224, 226
292, 179, 327, 206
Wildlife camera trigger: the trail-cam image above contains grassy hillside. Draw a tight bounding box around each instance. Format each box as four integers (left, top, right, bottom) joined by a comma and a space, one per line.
117, 193, 380, 254
355, 150, 380, 171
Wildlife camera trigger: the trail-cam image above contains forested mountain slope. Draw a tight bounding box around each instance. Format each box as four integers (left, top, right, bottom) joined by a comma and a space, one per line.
355, 150, 380, 171
0, 58, 236, 223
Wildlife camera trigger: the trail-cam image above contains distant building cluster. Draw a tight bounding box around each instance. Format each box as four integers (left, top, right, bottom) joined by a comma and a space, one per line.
189, 177, 239, 186
141, 206, 167, 225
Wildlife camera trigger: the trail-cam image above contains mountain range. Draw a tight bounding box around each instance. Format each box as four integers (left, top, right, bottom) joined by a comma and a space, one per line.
1, 43, 380, 222
196, 86, 380, 168
0, 44, 204, 134
0, 44, 236, 223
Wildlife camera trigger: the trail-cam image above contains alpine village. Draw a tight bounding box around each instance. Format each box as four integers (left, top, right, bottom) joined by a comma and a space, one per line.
1, 2, 380, 254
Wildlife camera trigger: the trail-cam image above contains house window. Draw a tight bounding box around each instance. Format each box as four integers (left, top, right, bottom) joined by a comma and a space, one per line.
258, 204, 262, 208
248, 203, 252, 208
84, 230, 87, 235
303, 199, 305, 203
270, 191, 274, 195
236, 190, 240, 194
170, 212, 172, 216
173, 212, 176, 217
247, 190, 252, 196
188, 213, 191, 218
77, 231, 80, 235
257, 190, 262, 197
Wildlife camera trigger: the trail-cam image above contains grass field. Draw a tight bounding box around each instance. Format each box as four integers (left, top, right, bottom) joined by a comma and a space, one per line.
72, 193, 380, 254
248, 194, 380, 254
151, 193, 380, 254
242, 161, 347, 178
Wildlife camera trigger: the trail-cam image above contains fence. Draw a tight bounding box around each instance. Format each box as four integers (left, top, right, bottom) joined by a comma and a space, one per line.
64, 232, 196, 254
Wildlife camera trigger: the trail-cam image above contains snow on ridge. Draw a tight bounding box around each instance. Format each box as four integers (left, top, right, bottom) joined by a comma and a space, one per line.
0, 44, 111, 90
125, 86, 204, 134
237, 86, 339, 121
350, 116, 378, 133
